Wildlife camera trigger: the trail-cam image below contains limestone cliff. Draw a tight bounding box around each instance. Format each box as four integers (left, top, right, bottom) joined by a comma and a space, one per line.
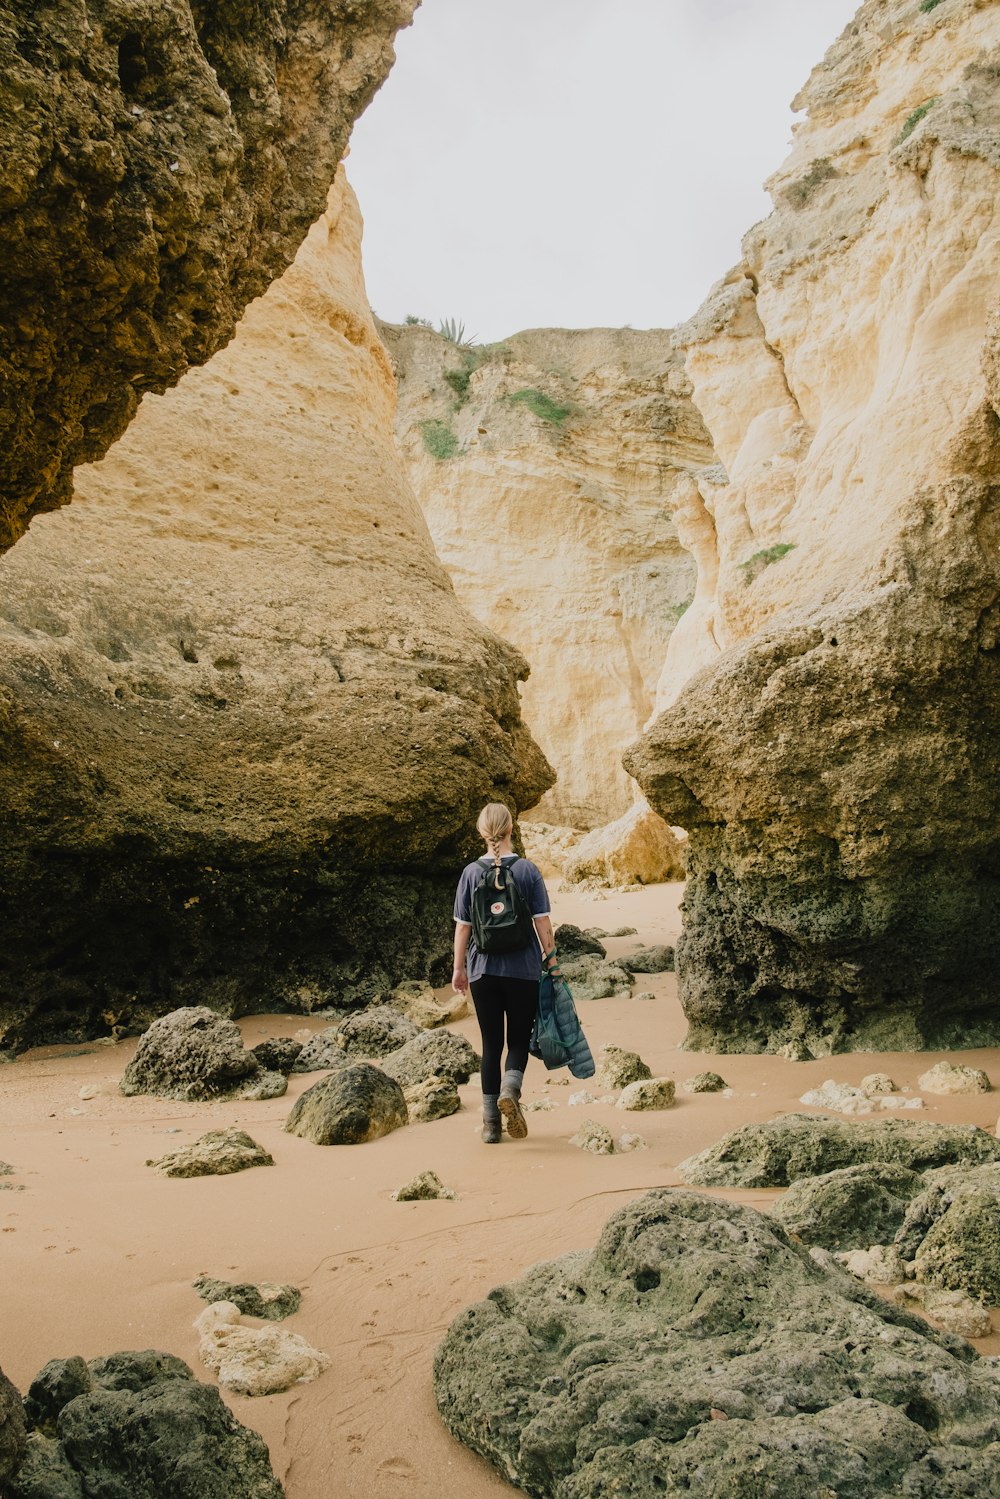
0, 173, 552, 1051
382, 323, 714, 828
628, 0, 1000, 1054
0, 0, 417, 552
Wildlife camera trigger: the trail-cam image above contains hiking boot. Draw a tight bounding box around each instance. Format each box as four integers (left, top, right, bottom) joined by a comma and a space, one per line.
481, 1118, 502, 1144
498, 1088, 528, 1140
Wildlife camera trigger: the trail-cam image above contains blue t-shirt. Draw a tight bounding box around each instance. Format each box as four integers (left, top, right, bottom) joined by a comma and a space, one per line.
454, 855, 550, 983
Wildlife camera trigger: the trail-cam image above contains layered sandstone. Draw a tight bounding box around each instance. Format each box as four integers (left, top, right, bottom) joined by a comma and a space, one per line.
0, 0, 417, 551
383, 322, 714, 827
0, 173, 551, 1050
628, 0, 1000, 1053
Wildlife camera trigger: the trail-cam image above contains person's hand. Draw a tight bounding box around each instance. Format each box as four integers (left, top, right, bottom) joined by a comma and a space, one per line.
452, 966, 469, 995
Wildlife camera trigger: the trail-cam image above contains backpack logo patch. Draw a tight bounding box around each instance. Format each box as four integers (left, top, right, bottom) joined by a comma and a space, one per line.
490, 901, 505, 915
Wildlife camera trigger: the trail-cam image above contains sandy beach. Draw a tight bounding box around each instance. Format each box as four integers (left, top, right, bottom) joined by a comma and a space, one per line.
3, 880, 1000, 1498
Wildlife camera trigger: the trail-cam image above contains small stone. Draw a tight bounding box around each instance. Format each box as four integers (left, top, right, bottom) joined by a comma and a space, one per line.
404, 1076, 461, 1123
568, 1089, 596, 1107
195, 1301, 329, 1395
392, 1170, 457, 1201
525, 1098, 557, 1112
146, 1129, 274, 1178
860, 1073, 896, 1096
896, 1282, 992, 1339
800, 1080, 874, 1114
569, 1120, 615, 1154
239, 1069, 287, 1101
917, 1062, 991, 1096
835, 1244, 907, 1285
250, 1037, 303, 1073
632, 990, 656, 1002
879, 1095, 925, 1111
0, 1162, 12, 1176
780, 1040, 813, 1061
193, 1276, 301, 1321
596, 1045, 651, 1091
557, 955, 634, 1003
553, 924, 607, 957
620, 944, 674, 974
78, 1083, 104, 1100
683, 1072, 727, 1094
285, 1064, 408, 1146
585, 926, 637, 939
616, 1077, 675, 1111
617, 1132, 648, 1152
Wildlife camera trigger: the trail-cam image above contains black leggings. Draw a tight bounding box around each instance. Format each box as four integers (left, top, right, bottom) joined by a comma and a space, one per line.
469, 974, 538, 1096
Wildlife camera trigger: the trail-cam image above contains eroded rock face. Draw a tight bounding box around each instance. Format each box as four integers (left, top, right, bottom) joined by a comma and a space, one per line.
284, 1062, 407, 1146
380, 1029, 480, 1089
119, 1007, 259, 1101
0, 1362, 26, 1487
384, 322, 714, 827
0, 173, 552, 1050
10, 1350, 282, 1498
769, 1163, 926, 1251
0, 0, 418, 551
434, 1189, 1000, 1498
627, 0, 1000, 1053
194, 1301, 329, 1397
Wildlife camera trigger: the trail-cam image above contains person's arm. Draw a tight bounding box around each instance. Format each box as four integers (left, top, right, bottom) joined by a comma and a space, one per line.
452, 921, 471, 993
533, 914, 562, 975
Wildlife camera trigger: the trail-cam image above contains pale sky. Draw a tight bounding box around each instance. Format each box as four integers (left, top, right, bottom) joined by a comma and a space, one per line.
348, 0, 861, 342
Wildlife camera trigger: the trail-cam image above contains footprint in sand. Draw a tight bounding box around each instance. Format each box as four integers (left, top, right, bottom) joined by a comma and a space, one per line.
378, 1457, 415, 1479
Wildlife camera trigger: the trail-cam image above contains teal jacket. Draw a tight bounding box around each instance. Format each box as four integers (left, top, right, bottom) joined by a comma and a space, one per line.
529, 969, 595, 1079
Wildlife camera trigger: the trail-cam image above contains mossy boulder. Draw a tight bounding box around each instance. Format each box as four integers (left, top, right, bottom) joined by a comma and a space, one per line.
769, 1163, 926, 1251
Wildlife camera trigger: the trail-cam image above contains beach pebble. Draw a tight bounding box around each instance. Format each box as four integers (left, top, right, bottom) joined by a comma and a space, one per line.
78, 1084, 105, 1101
568, 1090, 596, 1107
684, 1072, 727, 1094
586, 926, 637, 939
917, 1062, 991, 1096
392, 1171, 457, 1201
239, 1069, 287, 1101
285, 1065, 408, 1146
617, 1132, 648, 1152
193, 1276, 301, 1321
860, 1073, 896, 1096
616, 1077, 675, 1111
800, 1080, 874, 1114
878, 1095, 924, 1111
404, 1076, 461, 1123
195, 1301, 329, 1395
146, 1129, 274, 1178
596, 1046, 651, 1091
620, 944, 674, 974
525, 1098, 557, 1112
632, 990, 657, 1003
569, 1120, 615, 1154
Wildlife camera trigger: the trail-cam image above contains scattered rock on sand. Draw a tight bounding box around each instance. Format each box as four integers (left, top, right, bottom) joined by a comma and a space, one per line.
861, 1073, 897, 1096
769, 1164, 926, 1251
896, 1162, 1000, 1303
381, 1029, 480, 1088
193, 1276, 301, 1321
617, 1077, 675, 1111
568, 1090, 596, 1107
800, 1079, 876, 1114
434, 1189, 1000, 1498
632, 990, 656, 1002
917, 1062, 991, 1096
386, 980, 469, 1028
684, 1072, 727, 1094
285, 1064, 408, 1146
596, 1046, 651, 1091
558, 955, 633, 1003
569, 1120, 615, 1154
11, 1350, 282, 1496
146, 1129, 274, 1178
392, 1171, 457, 1201
195, 1301, 329, 1396
250, 1037, 303, 1073
895, 1283, 992, 1340
0, 1363, 26, 1486
0, 1162, 11, 1176
291, 1031, 352, 1073
835, 1244, 908, 1286
525, 1098, 557, 1112
586, 926, 637, 939
620, 944, 675, 974
617, 1132, 648, 1152
680, 1115, 1000, 1188
335, 1005, 422, 1058
404, 1076, 461, 1123
553, 924, 607, 957
119, 1007, 261, 1102
239, 1069, 288, 1101
78, 1083, 105, 1101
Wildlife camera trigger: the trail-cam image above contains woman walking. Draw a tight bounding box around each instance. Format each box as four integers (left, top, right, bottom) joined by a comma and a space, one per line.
452, 803, 555, 1143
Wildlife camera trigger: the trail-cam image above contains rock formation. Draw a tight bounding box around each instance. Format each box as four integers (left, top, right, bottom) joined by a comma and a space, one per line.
146, 1128, 274, 1178
284, 1061, 409, 1146
193, 1275, 302, 1322
10, 1349, 283, 1497
434, 1188, 1000, 1498
0, 173, 552, 1050
194, 1301, 329, 1397
627, 0, 1000, 1053
0, 0, 418, 551
383, 321, 714, 827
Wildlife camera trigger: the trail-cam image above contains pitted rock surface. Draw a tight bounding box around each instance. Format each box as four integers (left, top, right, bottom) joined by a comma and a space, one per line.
0, 1361, 26, 1487
193, 1276, 301, 1322
681, 1114, 1000, 1189
9, 1350, 282, 1497
0, 0, 418, 551
146, 1129, 274, 1179
284, 1063, 407, 1146
434, 1189, 1000, 1498
335, 1006, 422, 1059
249, 1038, 303, 1074
381, 1030, 480, 1089
769, 1163, 926, 1251
895, 1162, 1000, 1303
119, 1008, 258, 1101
